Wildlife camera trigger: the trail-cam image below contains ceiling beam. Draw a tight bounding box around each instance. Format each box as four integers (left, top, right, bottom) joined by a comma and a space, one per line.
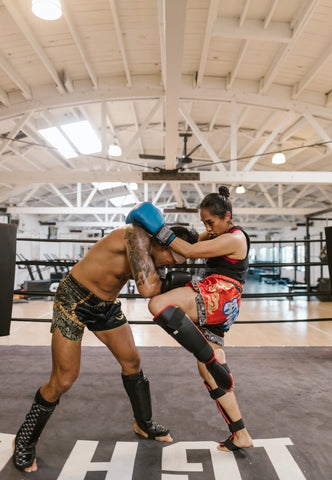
213, 18, 292, 43
0, 53, 32, 100
6, 206, 319, 216
164, 0, 187, 170
2, 0, 66, 94
179, 105, 227, 172
243, 111, 293, 171
108, 0, 132, 87
61, 1, 98, 89
259, 0, 320, 93
0, 112, 33, 158
0, 169, 331, 185
2, 75, 332, 122
195, 0, 219, 88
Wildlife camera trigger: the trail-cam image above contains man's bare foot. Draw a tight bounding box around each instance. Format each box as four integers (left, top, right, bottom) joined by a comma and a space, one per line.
217, 429, 253, 452
133, 421, 173, 443
12, 439, 38, 472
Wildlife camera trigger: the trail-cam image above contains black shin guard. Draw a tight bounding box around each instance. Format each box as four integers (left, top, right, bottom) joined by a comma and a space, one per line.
203, 381, 245, 434
154, 306, 233, 390
122, 370, 169, 438
13, 388, 58, 471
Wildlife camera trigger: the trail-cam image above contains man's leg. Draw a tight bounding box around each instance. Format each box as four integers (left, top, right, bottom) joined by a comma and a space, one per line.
13, 328, 82, 472
94, 324, 172, 442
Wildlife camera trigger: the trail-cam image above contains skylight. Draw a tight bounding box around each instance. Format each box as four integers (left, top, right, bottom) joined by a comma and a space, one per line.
109, 194, 137, 207
92, 182, 138, 191
61, 120, 101, 155
38, 126, 77, 159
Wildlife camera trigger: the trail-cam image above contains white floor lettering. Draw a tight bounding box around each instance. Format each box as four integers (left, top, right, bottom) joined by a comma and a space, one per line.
0, 434, 307, 479
254, 438, 306, 480
162, 441, 242, 480
57, 440, 138, 480
0, 434, 15, 472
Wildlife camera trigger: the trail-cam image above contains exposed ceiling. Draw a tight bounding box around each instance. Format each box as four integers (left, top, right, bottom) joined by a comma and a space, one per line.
0, 0, 332, 233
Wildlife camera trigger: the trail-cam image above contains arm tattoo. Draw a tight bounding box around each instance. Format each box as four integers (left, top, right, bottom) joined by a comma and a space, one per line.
125, 227, 157, 287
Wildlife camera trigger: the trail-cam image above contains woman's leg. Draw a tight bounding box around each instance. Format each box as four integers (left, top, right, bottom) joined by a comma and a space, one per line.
197, 345, 253, 451
149, 286, 199, 321
149, 288, 233, 391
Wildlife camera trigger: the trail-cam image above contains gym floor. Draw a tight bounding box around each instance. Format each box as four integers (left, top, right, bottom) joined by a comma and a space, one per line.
2, 295, 331, 347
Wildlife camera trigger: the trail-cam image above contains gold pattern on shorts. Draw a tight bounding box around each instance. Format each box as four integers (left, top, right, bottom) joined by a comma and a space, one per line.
70, 292, 93, 326
207, 292, 220, 314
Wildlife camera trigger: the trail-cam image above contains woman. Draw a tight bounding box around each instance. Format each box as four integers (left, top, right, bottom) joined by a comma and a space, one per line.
148, 185, 253, 452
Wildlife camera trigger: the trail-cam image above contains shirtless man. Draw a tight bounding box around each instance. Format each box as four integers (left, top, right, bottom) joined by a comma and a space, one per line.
13, 223, 197, 472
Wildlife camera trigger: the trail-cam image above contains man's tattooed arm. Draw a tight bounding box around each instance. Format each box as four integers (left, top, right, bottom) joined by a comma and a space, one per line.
124, 226, 161, 297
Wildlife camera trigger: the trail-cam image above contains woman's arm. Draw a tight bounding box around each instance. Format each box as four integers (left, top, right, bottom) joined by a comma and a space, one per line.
124, 225, 161, 297
170, 229, 247, 260
198, 231, 210, 241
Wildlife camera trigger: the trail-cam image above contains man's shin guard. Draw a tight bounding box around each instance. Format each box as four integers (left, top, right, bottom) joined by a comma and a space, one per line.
13, 388, 59, 471
122, 370, 169, 438
204, 381, 245, 434
154, 306, 233, 391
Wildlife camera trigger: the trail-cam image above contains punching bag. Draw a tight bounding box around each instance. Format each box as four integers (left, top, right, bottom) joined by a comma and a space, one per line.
0, 223, 17, 336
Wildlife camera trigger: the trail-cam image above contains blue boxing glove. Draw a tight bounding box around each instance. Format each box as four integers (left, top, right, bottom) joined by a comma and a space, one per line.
126, 202, 175, 246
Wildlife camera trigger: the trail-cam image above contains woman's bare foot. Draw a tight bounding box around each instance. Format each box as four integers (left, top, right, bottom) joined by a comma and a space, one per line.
12, 439, 38, 472
217, 428, 253, 452
134, 420, 173, 442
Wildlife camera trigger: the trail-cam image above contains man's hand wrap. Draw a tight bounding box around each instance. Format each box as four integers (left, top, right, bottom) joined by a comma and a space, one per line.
161, 271, 192, 293
126, 202, 175, 246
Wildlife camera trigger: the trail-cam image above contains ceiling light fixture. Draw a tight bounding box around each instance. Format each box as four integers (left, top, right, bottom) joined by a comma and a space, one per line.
32, 0, 62, 21
92, 182, 138, 191
272, 152, 286, 164
108, 138, 122, 157
236, 185, 245, 194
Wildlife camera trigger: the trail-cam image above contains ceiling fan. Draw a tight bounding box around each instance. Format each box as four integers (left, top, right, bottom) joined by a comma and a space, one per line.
139, 132, 201, 169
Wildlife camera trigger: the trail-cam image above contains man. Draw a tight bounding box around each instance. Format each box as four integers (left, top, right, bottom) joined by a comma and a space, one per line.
13, 223, 197, 472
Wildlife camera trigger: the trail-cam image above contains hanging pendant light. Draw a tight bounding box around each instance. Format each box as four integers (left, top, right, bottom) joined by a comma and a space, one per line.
272, 152, 286, 164
32, 0, 62, 21
236, 185, 245, 194
108, 138, 122, 157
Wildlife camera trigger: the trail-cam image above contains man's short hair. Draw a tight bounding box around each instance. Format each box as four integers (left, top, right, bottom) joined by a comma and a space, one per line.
170, 225, 198, 244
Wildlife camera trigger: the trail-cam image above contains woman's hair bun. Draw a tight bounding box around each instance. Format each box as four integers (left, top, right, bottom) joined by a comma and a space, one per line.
218, 185, 230, 198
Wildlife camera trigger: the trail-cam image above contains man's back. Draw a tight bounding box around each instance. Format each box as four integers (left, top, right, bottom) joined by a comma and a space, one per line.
71, 227, 132, 300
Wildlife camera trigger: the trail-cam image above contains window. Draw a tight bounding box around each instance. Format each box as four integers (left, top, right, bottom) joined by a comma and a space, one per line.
296, 244, 305, 272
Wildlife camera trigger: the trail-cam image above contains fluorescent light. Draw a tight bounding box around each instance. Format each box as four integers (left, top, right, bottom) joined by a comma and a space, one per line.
38, 127, 77, 159
32, 0, 62, 20
61, 121, 101, 155
272, 152, 286, 164
236, 185, 245, 194
92, 182, 125, 191
108, 143, 122, 156
110, 194, 136, 207
92, 182, 138, 191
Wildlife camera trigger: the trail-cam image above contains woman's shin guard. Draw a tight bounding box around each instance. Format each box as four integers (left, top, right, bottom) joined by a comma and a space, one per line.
13, 388, 59, 471
154, 306, 233, 391
121, 370, 169, 438
203, 381, 244, 434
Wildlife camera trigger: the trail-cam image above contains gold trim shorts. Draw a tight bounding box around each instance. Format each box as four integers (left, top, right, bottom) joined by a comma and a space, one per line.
188, 274, 243, 346
51, 274, 128, 341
